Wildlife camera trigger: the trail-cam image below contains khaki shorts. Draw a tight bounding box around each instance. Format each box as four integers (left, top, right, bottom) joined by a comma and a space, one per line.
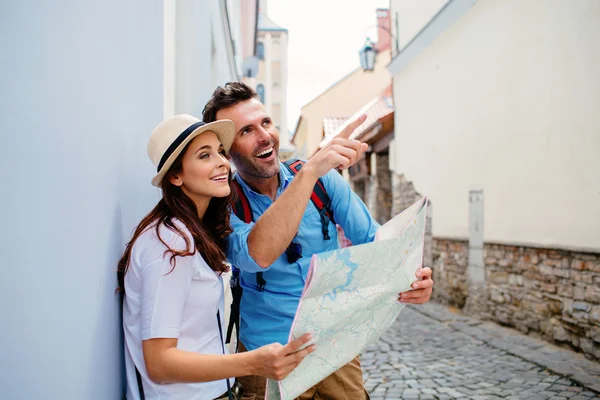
237, 342, 370, 400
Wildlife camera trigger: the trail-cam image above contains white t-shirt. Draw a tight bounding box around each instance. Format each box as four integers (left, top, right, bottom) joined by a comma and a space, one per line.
122, 220, 232, 400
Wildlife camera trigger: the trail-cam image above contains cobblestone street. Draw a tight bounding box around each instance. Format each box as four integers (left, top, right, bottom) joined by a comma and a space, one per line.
362, 303, 600, 400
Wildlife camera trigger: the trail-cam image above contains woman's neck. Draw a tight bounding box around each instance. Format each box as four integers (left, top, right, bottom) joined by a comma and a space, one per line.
181, 188, 210, 219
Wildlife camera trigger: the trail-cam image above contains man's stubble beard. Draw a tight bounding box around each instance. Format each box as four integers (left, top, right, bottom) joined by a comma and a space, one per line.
230, 152, 280, 180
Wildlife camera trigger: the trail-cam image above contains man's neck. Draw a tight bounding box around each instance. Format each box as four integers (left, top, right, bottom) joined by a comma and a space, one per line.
238, 172, 280, 201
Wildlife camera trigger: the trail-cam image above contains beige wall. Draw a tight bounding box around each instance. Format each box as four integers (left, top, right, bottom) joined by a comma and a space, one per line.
390, 0, 448, 51
239, 0, 258, 59
293, 117, 309, 158
257, 55, 265, 81
271, 104, 281, 124
271, 36, 282, 61
295, 51, 391, 156
391, 0, 600, 250
270, 83, 280, 105
272, 60, 282, 84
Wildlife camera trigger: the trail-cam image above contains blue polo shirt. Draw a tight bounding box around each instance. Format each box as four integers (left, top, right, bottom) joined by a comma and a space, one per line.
226, 163, 379, 350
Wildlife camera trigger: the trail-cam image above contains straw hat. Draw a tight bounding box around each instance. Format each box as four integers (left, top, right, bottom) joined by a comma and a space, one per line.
148, 114, 235, 187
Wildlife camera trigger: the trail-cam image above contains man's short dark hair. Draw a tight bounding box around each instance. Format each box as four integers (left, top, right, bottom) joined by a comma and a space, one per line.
203, 81, 259, 123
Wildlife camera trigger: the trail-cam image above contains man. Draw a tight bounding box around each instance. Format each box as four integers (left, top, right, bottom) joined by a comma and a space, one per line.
203, 82, 433, 399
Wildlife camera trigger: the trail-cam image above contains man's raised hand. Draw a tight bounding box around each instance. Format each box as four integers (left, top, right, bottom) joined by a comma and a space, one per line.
303, 114, 368, 180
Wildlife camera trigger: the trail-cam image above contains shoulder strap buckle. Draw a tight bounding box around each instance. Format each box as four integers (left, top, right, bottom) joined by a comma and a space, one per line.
256, 272, 266, 292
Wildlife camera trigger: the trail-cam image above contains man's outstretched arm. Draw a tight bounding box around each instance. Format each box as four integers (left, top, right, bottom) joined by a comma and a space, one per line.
248, 115, 368, 268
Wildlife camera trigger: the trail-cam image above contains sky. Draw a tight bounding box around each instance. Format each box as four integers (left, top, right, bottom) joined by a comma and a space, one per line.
266, 0, 390, 138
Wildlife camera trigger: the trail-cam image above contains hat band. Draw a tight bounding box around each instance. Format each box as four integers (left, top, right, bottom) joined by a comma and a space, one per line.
157, 121, 206, 173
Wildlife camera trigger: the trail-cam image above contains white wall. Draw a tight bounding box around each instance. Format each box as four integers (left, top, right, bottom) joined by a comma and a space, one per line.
391, 0, 600, 251
175, 0, 239, 116
390, 0, 449, 51
278, 32, 290, 148
0, 0, 243, 398
0, 1, 164, 398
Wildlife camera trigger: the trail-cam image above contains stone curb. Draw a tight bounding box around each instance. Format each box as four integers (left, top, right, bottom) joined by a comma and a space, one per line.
409, 302, 600, 394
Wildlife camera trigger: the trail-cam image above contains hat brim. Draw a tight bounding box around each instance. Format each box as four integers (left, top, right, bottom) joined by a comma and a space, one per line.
151, 119, 236, 187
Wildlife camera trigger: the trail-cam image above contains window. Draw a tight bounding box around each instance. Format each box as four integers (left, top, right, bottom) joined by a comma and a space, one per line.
257, 84, 265, 104
256, 42, 265, 60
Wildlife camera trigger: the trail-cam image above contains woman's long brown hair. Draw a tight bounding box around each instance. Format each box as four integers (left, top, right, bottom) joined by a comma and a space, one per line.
117, 148, 233, 294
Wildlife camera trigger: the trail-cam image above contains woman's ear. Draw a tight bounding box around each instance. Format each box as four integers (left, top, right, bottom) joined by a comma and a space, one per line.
169, 174, 183, 187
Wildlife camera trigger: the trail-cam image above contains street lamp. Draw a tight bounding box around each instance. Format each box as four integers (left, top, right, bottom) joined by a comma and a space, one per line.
359, 38, 376, 72
358, 25, 397, 72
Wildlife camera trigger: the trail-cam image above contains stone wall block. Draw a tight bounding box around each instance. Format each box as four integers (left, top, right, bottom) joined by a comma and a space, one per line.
541, 292, 563, 310
572, 270, 594, 284
574, 286, 587, 301
580, 338, 600, 360
490, 272, 508, 284
522, 253, 539, 265
590, 326, 600, 344
523, 270, 541, 283
557, 284, 573, 298
485, 256, 498, 265
548, 249, 566, 259
571, 301, 592, 314
544, 258, 563, 268
562, 316, 587, 335
495, 310, 511, 325
539, 265, 553, 276
585, 285, 600, 303
541, 283, 557, 294
531, 301, 550, 317
508, 273, 525, 286
572, 259, 586, 270
498, 258, 511, 267
553, 323, 571, 342
552, 268, 570, 279
591, 306, 600, 325
589, 260, 600, 273
490, 288, 505, 304
517, 275, 525, 286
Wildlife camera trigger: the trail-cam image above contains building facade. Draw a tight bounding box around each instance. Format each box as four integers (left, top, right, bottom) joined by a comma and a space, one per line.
292, 9, 393, 160
388, 0, 600, 360
247, 0, 294, 160
0, 1, 256, 397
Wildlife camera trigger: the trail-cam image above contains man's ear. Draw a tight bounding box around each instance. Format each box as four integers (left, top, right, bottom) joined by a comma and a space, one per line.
169, 174, 183, 187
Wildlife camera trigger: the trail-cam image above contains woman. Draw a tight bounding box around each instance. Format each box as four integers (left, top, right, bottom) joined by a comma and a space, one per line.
117, 114, 314, 400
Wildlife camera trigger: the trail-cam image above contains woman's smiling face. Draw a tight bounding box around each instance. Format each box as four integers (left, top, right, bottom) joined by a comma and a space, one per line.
169, 131, 231, 208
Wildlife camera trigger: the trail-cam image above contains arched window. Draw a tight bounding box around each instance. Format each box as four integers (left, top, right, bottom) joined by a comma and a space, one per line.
256, 42, 265, 60
256, 84, 265, 104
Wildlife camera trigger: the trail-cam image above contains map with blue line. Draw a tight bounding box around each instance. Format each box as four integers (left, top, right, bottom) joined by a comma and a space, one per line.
266, 197, 428, 400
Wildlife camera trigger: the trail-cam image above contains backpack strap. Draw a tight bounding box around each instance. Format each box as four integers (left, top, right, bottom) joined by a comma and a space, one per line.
283, 159, 336, 239
226, 179, 251, 347
227, 181, 265, 348
230, 178, 266, 292
227, 162, 336, 320
225, 267, 241, 345
230, 179, 252, 223
217, 310, 234, 400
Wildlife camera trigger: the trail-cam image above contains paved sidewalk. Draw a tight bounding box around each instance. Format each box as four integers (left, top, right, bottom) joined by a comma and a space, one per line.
362, 302, 600, 399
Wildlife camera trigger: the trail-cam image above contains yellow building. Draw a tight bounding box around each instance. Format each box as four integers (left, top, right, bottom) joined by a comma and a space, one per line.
292, 50, 391, 159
